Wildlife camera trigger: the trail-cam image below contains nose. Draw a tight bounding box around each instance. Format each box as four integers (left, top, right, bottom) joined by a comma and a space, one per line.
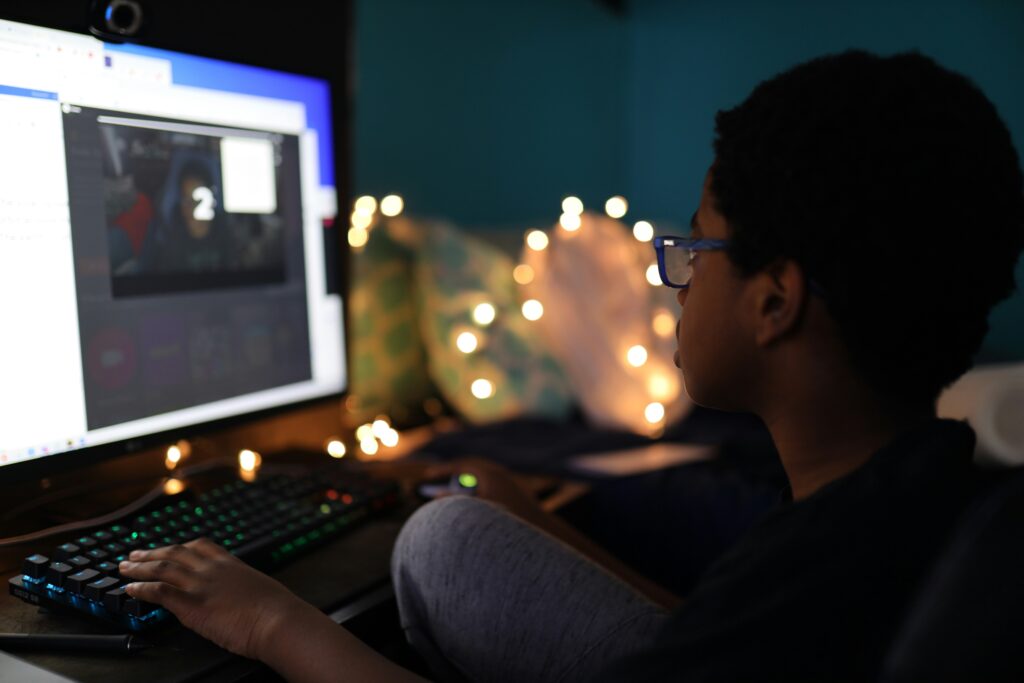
676, 286, 689, 307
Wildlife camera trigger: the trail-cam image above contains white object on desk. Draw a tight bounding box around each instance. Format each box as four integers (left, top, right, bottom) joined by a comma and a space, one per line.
567, 443, 715, 477
938, 362, 1024, 466
0, 650, 76, 682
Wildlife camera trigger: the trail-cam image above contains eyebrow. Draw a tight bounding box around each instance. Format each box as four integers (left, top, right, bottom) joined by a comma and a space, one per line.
689, 211, 703, 237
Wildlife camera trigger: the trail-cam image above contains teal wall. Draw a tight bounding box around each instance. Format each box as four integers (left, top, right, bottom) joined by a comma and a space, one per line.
354, 0, 1024, 361
353, 0, 628, 230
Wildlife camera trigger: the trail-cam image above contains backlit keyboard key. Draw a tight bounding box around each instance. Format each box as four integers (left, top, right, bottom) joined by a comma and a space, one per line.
55, 543, 80, 561
22, 554, 49, 580
84, 576, 120, 601
65, 568, 99, 594
45, 562, 73, 587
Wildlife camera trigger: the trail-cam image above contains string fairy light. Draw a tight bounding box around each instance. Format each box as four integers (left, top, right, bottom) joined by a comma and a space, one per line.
351, 211, 373, 230
559, 213, 581, 232
353, 195, 377, 216
644, 402, 666, 424
380, 194, 404, 217
645, 264, 661, 286
526, 230, 549, 250
456, 331, 479, 353
326, 439, 347, 458
562, 196, 584, 215
521, 299, 544, 321
380, 429, 399, 448
626, 345, 648, 367
371, 419, 391, 439
605, 196, 628, 219
633, 221, 654, 242
348, 227, 369, 248
513, 264, 535, 285
652, 309, 676, 337
473, 303, 497, 326
471, 378, 494, 399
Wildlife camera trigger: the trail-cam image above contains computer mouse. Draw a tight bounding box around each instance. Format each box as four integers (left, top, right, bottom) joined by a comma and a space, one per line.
416, 473, 479, 500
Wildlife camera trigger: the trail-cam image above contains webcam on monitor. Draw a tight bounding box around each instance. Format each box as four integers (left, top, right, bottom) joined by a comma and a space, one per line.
89, 0, 144, 41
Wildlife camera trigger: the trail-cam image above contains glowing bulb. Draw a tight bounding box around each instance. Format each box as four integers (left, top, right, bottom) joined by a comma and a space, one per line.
456, 331, 479, 353
605, 196, 628, 219
372, 419, 391, 439
352, 211, 372, 231
633, 221, 654, 242
238, 449, 261, 472
380, 429, 399, 448
513, 264, 535, 285
360, 438, 379, 456
653, 309, 676, 337
647, 373, 677, 401
626, 345, 648, 367
526, 230, 549, 251
356, 424, 374, 441
348, 227, 369, 248
521, 299, 544, 321
644, 402, 666, 424
471, 379, 494, 399
166, 445, 182, 464
354, 195, 377, 215
380, 194, 404, 217
327, 440, 347, 458
561, 196, 583, 215
559, 212, 581, 231
163, 478, 185, 495
646, 263, 661, 286
473, 302, 496, 326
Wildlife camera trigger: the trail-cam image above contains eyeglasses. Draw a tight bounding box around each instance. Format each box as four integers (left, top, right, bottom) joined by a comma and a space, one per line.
653, 236, 730, 289
652, 235, 829, 297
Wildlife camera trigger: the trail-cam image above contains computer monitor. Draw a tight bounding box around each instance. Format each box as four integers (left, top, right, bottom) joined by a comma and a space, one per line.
0, 16, 347, 482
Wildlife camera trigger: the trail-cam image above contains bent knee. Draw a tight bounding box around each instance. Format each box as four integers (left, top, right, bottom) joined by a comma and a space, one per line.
392, 496, 505, 580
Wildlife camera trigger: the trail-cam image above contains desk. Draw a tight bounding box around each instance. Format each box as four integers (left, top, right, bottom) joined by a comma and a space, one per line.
0, 506, 419, 683
0, 441, 423, 683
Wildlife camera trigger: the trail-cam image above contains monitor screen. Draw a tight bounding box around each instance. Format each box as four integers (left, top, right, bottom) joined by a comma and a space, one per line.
0, 17, 346, 472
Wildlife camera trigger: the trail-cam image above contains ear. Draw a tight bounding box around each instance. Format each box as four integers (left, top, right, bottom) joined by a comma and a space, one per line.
751, 259, 809, 347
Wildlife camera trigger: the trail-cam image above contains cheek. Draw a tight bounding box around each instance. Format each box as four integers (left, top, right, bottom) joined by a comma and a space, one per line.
676, 298, 707, 398
676, 290, 745, 409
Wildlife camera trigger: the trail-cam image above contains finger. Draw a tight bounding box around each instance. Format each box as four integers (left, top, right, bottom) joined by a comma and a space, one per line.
119, 558, 194, 587
124, 580, 193, 611
127, 543, 205, 569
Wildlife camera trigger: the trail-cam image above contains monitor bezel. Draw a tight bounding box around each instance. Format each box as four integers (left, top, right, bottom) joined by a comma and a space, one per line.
0, 6, 353, 485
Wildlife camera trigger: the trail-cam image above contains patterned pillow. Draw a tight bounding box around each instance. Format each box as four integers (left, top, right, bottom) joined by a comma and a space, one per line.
520, 213, 693, 434
412, 220, 575, 424
347, 222, 435, 423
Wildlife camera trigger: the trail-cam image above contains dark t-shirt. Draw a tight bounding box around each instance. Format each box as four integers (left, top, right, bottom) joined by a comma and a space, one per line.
597, 418, 979, 682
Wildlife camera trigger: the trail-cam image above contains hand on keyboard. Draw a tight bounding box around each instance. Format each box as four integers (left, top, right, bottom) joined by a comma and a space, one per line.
119, 537, 312, 659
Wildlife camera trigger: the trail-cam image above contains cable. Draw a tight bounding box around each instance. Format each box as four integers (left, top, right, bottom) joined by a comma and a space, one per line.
0, 458, 238, 548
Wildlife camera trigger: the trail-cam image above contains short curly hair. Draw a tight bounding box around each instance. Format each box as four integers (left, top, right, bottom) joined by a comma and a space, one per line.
711, 50, 1024, 407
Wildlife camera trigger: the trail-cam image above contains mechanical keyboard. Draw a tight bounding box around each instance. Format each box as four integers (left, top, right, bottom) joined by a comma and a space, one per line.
7, 463, 402, 632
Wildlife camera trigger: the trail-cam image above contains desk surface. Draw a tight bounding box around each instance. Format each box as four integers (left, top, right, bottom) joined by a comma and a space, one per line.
0, 495, 418, 683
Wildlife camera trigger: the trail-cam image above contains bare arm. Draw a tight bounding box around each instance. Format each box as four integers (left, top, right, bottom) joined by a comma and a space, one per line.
119, 540, 427, 683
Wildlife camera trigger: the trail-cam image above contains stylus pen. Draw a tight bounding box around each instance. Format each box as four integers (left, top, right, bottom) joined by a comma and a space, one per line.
0, 633, 152, 653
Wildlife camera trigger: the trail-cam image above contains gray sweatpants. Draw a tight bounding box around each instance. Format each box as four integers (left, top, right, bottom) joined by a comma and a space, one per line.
391, 496, 670, 682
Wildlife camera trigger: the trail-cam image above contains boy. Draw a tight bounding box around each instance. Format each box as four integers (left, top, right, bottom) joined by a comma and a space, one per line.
120, 49, 1024, 682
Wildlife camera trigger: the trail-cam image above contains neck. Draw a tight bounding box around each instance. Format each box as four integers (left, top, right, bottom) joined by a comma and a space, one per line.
760, 391, 934, 501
